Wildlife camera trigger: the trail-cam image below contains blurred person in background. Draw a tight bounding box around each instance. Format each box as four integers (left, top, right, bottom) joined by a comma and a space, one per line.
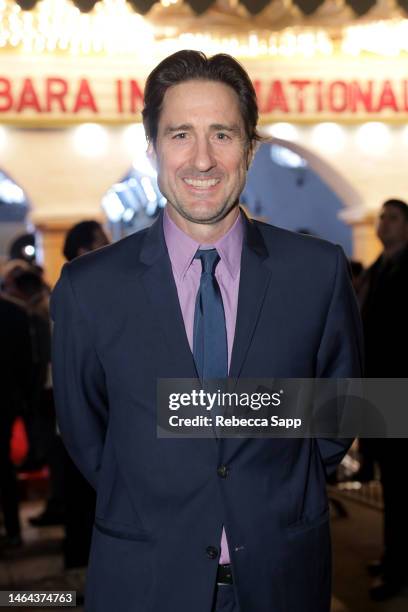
6, 269, 52, 472
349, 260, 364, 294
24, 266, 64, 525
1, 259, 32, 297
9, 233, 36, 265
0, 290, 32, 548
359, 198, 408, 601
6, 267, 65, 529
63, 220, 110, 262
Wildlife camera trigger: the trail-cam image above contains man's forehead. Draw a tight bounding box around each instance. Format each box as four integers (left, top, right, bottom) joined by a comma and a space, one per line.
159, 80, 241, 116
163, 78, 237, 96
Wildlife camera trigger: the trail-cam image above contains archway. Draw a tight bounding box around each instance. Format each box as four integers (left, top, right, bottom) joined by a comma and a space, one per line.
242, 137, 364, 257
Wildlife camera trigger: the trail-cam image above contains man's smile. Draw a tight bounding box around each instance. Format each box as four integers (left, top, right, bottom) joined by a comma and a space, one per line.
183, 177, 221, 189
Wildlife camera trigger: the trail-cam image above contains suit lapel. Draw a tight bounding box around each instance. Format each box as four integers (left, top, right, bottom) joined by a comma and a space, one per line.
229, 214, 272, 380
135, 213, 219, 458
221, 216, 276, 461
139, 212, 197, 379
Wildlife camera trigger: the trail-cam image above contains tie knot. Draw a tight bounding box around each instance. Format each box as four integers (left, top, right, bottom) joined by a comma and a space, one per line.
195, 249, 220, 275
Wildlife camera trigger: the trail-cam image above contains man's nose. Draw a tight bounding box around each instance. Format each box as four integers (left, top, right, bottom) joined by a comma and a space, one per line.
191, 137, 216, 172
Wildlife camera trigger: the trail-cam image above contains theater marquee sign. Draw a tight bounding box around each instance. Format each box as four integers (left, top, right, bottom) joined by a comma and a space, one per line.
1, 53, 408, 124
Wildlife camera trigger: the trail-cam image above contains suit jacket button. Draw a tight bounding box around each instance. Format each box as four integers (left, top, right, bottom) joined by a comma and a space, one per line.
206, 546, 219, 560
217, 465, 229, 478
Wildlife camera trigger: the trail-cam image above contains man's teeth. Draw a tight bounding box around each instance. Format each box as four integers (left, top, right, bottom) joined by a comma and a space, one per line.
184, 178, 219, 188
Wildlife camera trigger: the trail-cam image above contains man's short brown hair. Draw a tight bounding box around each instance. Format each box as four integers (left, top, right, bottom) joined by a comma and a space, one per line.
383, 199, 408, 222
142, 50, 261, 156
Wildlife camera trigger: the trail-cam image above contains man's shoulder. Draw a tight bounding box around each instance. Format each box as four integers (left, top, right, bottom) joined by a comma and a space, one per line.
253, 218, 341, 263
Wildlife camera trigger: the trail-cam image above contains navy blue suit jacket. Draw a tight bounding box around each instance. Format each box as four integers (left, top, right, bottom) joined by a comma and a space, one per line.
51, 211, 363, 612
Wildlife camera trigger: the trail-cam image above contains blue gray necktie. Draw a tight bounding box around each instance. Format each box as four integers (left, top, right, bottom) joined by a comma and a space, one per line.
193, 249, 228, 381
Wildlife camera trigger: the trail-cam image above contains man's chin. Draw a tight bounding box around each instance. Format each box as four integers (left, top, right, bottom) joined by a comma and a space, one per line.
176, 203, 231, 225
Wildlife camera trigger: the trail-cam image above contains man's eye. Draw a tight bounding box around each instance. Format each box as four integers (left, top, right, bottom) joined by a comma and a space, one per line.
216, 132, 230, 140
173, 132, 187, 139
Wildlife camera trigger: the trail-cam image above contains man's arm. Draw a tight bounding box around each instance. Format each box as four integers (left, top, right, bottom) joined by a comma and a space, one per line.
315, 245, 364, 475
50, 264, 108, 489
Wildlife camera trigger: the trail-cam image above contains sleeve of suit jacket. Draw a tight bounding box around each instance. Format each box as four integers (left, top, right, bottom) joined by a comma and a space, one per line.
50, 263, 108, 490
315, 245, 364, 475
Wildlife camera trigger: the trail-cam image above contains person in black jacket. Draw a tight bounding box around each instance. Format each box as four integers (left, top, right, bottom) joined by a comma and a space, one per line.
360, 198, 408, 600
7, 270, 52, 472
0, 294, 32, 547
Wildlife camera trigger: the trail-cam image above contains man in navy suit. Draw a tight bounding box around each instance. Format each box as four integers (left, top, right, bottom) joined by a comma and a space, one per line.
51, 51, 363, 612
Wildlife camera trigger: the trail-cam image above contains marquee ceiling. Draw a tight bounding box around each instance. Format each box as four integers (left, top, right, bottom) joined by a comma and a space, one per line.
3, 0, 408, 57
13, 0, 408, 17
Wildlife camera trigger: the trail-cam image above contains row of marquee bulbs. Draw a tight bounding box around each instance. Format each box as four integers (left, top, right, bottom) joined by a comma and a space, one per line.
1, 121, 408, 160
0, 0, 408, 56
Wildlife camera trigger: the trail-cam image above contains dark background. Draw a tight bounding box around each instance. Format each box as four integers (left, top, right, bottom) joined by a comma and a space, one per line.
14, 0, 408, 18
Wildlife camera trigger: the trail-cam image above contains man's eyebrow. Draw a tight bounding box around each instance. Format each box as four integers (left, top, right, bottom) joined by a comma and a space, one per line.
210, 123, 242, 134
163, 124, 193, 135
163, 123, 243, 135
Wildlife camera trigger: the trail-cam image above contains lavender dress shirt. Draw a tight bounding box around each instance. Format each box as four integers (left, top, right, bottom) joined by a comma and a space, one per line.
163, 206, 244, 564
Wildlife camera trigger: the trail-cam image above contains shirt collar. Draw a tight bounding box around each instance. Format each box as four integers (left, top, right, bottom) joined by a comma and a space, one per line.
163, 206, 243, 280
213, 211, 243, 280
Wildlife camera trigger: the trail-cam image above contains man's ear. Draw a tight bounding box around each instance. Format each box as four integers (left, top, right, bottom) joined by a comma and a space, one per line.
246, 140, 260, 170
147, 141, 158, 171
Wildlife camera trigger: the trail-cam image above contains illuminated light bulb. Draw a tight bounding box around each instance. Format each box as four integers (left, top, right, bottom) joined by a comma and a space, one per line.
355, 122, 391, 156
265, 123, 299, 142
102, 191, 125, 222
122, 207, 135, 223
0, 179, 25, 204
0, 0, 401, 59
0, 0, 154, 56
342, 19, 408, 57
311, 123, 346, 155
35, 39, 46, 52
133, 157, 157, 179
270, 144, 306, 169
123, 123, 147, 155
129, 131, 157, 178
141, 176, 157, 203
316, 31, 333, 56
268, 35, 278, 56
72, 123, 109, 158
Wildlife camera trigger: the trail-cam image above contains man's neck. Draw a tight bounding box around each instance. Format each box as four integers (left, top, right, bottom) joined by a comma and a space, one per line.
382, 241, 407, 260
167, 205, 240, 244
